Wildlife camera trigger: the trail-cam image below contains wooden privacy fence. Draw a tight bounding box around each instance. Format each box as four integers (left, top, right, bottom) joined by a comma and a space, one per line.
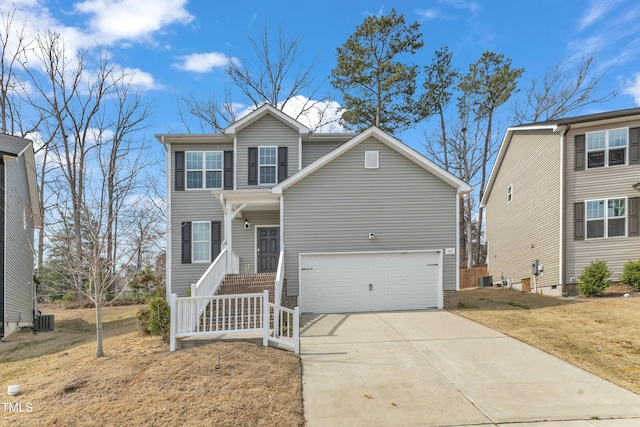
460, 266, 489, 289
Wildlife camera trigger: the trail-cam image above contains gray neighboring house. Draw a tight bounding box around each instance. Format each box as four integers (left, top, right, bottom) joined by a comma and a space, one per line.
481, 107, 640, 296
1, 134, 38, 338
158, 105, 470, 312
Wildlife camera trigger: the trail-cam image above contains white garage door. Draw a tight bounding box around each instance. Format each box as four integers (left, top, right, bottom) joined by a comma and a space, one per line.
300, 251, 440, 313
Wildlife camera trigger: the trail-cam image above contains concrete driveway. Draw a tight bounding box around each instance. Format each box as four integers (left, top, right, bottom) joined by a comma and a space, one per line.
300, 311, 640, 427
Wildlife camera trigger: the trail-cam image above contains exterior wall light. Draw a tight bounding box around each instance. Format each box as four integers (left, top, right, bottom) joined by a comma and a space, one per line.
368, 232, 376, 240
244, 220, 250, 229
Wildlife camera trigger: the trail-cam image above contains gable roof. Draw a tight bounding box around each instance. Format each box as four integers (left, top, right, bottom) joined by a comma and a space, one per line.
224, 104, 310, 136
0, 133, 31, 158
272, 126, 471, 194
481, 107, 640, 207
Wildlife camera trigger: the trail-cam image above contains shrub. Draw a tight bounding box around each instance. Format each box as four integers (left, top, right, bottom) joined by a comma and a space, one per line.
148, 296, 171, 340
619, 260, 640, 291
578, 260, 611, 297
136, 306, 151, 335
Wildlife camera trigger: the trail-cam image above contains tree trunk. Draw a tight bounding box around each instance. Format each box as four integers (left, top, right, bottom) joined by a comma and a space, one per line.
95, 299, 104, 357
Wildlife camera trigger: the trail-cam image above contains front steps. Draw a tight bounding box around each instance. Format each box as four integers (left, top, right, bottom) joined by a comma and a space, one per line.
216, 273, 276, 302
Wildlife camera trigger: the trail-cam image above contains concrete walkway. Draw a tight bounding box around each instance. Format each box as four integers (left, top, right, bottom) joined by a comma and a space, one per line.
300, 311, 640, 427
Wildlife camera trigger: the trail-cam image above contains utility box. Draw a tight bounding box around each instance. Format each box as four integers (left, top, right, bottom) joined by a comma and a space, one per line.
478, 276, 493, 288
34, 314, 54, 331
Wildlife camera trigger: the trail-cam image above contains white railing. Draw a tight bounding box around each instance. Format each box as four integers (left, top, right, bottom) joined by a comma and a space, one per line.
266, 301, 300, 354
192, 248, 228, 298
170, 290, 299, 354
190, 248, 228, 317
274, 250, 285, 307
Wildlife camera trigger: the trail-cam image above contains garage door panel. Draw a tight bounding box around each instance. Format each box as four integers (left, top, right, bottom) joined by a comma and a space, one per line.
300, 251, 440, 313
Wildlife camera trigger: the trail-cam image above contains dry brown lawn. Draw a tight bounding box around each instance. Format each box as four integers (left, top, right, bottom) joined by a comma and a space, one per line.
0, 304, 304, 426
454, 284, 640, 395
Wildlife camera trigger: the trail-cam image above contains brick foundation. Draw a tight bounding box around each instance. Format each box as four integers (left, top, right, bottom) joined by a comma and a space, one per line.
444, 290, 458, 309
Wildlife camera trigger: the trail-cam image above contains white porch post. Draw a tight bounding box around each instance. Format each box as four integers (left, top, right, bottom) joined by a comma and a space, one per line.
225, 203, 233, 273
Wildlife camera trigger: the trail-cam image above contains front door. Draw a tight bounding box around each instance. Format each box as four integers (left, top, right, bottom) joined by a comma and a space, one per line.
257, 227, 280, 272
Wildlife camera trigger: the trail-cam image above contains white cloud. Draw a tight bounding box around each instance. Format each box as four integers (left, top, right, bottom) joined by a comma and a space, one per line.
415, 9, 439, 20
623, 73, 640, 106
438, 0, 480, 15
577, 0, 619, 31
73, 0, 194, 45
173, 52, 238, 73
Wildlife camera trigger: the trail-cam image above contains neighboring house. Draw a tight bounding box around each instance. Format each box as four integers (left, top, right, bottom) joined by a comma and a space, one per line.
1, 134, 38, 338
157, 104, 470, 313
481, 107, 640, 295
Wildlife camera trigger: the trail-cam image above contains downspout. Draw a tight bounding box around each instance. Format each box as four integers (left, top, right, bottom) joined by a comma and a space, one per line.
557, 125, 570, 289
455, 191, 461, 293
162, 137, 172, 301
233, 136, 238, 190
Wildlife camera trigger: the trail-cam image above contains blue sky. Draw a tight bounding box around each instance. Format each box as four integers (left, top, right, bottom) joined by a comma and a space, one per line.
4, 0, 640, 163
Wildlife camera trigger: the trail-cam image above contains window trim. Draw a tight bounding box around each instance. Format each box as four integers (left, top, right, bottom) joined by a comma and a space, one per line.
191, 221, 211, 263
185, 151, 223, 190
258, 146, 278, 185
584, 197, 627, 239
365, 151, 379, 169
507, 184, 513, 203
586, 127, 628, 169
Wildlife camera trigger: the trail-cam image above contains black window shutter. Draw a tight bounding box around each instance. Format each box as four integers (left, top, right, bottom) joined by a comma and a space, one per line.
629, 127, 640, 164
211, 221, 222, 259
278, 146, 288, 183
574, 135, 585, 171
175, 151, 185, 191
248, 147, 258, 185
629, 197, 639, 236
223, 151, 233, 190
181, 222, 191, 263
574, 202, 585, 240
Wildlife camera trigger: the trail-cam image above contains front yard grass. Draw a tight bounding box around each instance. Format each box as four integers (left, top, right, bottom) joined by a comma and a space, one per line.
454, 284, 640, 395
0, 305, 304, 426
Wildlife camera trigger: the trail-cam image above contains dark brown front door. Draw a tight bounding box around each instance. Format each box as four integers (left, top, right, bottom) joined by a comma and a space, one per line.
257, 227, 279, 272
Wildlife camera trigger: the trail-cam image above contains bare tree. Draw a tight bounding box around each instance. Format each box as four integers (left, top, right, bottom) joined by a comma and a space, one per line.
512, 54, 618, 124
27, 31, 155, 357
181, 24, 336, 132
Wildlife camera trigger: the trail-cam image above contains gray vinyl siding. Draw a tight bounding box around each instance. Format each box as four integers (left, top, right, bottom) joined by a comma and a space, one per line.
282, 137, 458, 296
233, 211, 280, 273
4, 155, 35, 328
170, 143, 232, 297
485, 130, 561, 290
565, 121, 640, 281
301, 140, 343, 168
236, 115, 300, 189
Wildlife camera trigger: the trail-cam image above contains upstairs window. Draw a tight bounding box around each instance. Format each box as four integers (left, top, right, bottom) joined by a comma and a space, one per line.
586, 128, 627, 169
507, 184, 513, 203
259, 146, 277, 185
586, 198, 626, 239
186, 151, 223, 189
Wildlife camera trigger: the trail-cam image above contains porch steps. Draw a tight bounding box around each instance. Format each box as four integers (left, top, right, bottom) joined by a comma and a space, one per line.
216, 273, 276, 300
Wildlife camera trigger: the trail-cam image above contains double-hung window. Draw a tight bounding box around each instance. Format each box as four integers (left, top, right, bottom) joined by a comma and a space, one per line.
192, 221, 211, 262
186, 151, 223, 189
586, 198, 626, 239
259, 146, 277, 185
586, 128, 628, 168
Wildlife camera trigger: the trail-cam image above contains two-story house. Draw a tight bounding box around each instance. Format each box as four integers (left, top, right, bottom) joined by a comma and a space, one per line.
481, 107, 640, 295
1, 134, 38, 338
157, 104, 470, 312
